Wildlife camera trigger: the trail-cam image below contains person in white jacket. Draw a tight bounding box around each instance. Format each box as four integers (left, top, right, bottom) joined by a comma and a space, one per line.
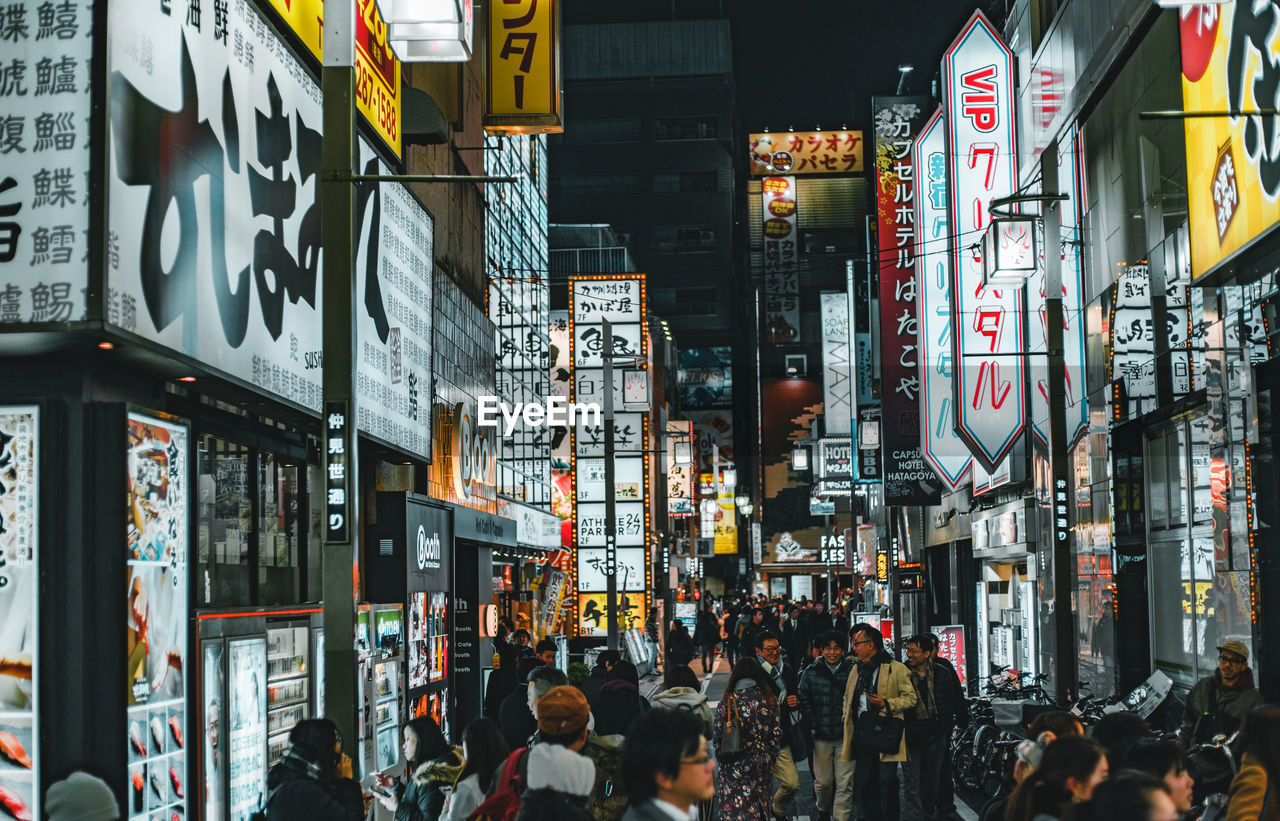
440, 718, 509, 821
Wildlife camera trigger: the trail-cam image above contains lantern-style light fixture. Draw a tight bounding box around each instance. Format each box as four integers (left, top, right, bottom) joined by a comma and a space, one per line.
673, 440, 693, 468
720, 467, 737, 488
383, 0, 474, 62
981, 216, 1039, 289
792, 446, 809, 471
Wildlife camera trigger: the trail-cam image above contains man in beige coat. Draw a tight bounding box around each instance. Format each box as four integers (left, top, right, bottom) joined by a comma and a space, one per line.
842, 623, 917, 821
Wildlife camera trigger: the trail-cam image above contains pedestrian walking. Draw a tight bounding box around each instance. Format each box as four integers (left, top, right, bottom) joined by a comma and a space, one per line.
1002, 736, 1108, 821
695, 606, 721, 674
581, 649, 621, 705
499, 665, 568, 751
620, 709, 717, 821
667, 620, 695, 669
593, 659, 651, 737
1178, 641, 1263, 747
842, 623, 918, 821
901, 634, 968, 821
797, 630, 855, 821
440, 718, 508, 821
713, 657, 783, 821
781, 607, 809, 670
756, 632, 805, 820
724, 602, 742, 669
653, 664, 714, 738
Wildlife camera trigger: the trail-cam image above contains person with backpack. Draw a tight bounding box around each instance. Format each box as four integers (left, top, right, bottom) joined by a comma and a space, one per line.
374, 715, 461, 821
798, 630, 855, 821
265, 719, 363, 821
652, 665, 713, 738
473, 685, 596, 821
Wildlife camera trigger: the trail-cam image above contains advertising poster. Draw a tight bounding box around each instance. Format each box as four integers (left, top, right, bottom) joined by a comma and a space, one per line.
686, 409, 733, 475
126, 413, 188, 821
931, 625, 968, 688
677, 348, 733, 409
227, 637, 267, 821
666, 420, 694, 518
874, 96, 941, 506
578, 593, 647, 638
674, 602, 697, 630
762, 176, 800, 343
748, 131, 865, 176
408, 591, 449, 690
0, 408, 37, 821
0, 0, 92, 324
203, 643, 226, 821
820, 293, 853, 435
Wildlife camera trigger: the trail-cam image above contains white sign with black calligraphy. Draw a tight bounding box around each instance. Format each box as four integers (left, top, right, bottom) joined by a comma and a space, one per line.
0, 0, 93, 325
575, 502, 645, 547
576, 547, 646, 592
571, 278, 642, 324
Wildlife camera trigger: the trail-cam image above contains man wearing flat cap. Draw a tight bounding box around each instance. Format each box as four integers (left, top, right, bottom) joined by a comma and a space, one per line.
1179, 639, 1264, 746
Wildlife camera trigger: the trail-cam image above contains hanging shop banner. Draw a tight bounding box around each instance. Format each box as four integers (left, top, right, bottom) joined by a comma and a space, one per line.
875, 96, 942, 506
490, 267, 552, 499
748, 131, 865, 176
1180, 2, 1280, 280
1108, 263, 1157, 415
0, 408, 37, 821
762, 176, 800, 343
1027, 124, 1090, 451
484, 0, 562, 134
914, 107, 973, 489
715, 485, 737, 555
820, 292, 853, 434
260, 0, 402, 158
943, 10, 1025, 472
0, 0, 92, 324
666, 420, 694, 518
126, 413, 189, 821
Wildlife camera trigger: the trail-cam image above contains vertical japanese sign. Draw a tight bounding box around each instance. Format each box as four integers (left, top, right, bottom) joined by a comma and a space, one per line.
1028, 125, 1089, 451
1179, 2, 1280, 279
820, 292, 853, 434
943, 10, 1025, 472
325, 402, 351, 543
485, 0, 563, 134
930, 624, 968, 688
762, 176, 800, 343
126, 413, 189, 821
569, 276, 648, 636
914, 108, 973, 488
549, 310, 573, 547
666, 419, 693, 517
0, 408, 37, 821
260, 0, 403, 158
0, 0, 92, 324
874, 96, 941, 505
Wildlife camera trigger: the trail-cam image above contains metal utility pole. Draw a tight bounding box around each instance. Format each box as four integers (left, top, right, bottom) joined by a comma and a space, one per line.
602, 319, 619, 651
320, 0, 358, 772
1041, 144, 1077, 705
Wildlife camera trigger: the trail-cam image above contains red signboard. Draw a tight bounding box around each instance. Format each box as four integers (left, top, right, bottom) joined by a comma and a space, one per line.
932, 624, 968, 688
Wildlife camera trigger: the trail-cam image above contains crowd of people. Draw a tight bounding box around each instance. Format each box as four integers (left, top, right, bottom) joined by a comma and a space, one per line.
37, 600, 1280, 821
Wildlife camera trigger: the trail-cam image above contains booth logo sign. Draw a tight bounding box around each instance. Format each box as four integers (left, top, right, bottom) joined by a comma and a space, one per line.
416, 524, 442, 570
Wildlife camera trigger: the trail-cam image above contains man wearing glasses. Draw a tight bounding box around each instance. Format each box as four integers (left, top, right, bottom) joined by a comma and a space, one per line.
1179, 640, 1263, 746
756, 633, 804, 821
842, 624, 917, 821
619, 710, 716, 821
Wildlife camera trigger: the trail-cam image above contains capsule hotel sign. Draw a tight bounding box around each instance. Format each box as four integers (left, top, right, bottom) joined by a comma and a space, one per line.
484, 0, 562, 134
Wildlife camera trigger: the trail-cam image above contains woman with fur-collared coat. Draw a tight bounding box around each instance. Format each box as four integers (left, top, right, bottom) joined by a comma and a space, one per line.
374, 716, 462, 821
841, 623, 918, 821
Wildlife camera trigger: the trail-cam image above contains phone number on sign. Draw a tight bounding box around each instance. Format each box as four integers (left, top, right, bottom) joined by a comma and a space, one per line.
357, 63, 399, 148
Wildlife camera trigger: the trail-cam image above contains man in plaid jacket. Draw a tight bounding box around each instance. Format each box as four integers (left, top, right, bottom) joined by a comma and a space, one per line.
798, 630, 856, 821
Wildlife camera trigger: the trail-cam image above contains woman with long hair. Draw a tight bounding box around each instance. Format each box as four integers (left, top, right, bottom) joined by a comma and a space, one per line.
1004, 736, 1109, 821
712, 656, 782, 820
374, 715, 461, 821
1066, 773, 1179, 821
265, 719, 363, 821
1226, 707, 1280, 821
441, 718, 508, 821
1127, 740, 1195, 815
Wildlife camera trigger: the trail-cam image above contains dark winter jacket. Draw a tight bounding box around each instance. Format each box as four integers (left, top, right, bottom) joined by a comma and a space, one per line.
513, 743, 598, 821
592, 678, 651, 737
485, 638, 520, 716
666, 627, 694, 666
581, 665, 609, 705
399, 751, 464, 821
265, 754, 363, 821
740, 620, 767, 656
694, 611, 720, 647
906, 660, 968, 745
499, 686, 539, 750
1180, 669, 1264, 745
781, 621, 809, 668
797, 656, 854, 739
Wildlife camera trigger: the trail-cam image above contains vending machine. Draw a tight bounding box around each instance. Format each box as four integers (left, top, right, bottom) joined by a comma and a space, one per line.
195, 607, 324, 821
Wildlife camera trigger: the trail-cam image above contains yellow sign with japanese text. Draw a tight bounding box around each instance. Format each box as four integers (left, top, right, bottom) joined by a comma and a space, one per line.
748, 131, 864, 176
262, 0, 402, 158
485, 0, 562, 134
1180, 3, 1280, 280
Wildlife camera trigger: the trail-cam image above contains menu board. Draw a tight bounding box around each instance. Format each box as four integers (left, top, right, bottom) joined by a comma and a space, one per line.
227, 637, 267, 821
0, 408, 38, 821
126, 412, 189, 821
203, 642, 226, 821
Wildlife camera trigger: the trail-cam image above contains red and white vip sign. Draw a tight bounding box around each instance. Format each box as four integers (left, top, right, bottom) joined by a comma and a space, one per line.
1028, 124, 1089, 452
943, 10, 1025, 471
915, 107, 973, 489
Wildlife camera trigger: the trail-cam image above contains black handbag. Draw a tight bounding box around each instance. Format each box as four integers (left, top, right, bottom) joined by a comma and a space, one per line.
855, 706, 905, 754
